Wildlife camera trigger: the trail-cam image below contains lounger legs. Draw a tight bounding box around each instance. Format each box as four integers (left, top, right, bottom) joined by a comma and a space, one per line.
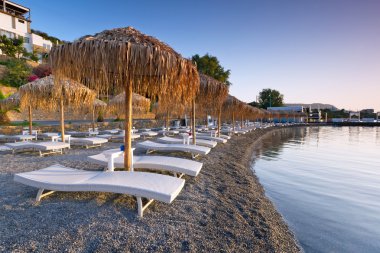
36, 189, 55, 201
191, 154, 199, 159
137, 197, 154, 217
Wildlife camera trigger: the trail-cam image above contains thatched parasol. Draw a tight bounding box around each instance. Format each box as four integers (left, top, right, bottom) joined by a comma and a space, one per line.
108, 92, 151, 116
50, 27, 199, 170
19, 75, 96, 138
195, 74, 229, 137
222, 95, 244, 131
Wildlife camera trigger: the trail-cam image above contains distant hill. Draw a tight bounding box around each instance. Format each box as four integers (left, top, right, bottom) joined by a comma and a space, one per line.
285, 103, 338, 111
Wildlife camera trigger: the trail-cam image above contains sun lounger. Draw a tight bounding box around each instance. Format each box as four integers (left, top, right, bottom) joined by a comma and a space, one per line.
109, 133, 140, 142
100, 129, 120, 134
158, 130, 180, 136
196, 134, 227, 143
70, 137, 108, 148
39, 132, 60, 139
66, 131, 89, 137
14, 163, 185, 217
140, 131, 158, 139
0, 134, 37, 142
158, 136, 217, 148
4, 141, 70, 156
88, 149, 202, 177
178, 128, 190, 133
137, 140, 210, 159
0, 145, 11, 152
95, 134, 113, 139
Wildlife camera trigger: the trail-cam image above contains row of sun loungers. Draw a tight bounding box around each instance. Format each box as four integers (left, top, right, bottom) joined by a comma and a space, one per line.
8, 123, 281, 217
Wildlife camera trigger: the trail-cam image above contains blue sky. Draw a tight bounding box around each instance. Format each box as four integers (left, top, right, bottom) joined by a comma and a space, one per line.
18, 0, 380, 111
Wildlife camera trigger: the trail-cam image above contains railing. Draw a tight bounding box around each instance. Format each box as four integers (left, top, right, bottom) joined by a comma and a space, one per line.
0, 4, 30, 21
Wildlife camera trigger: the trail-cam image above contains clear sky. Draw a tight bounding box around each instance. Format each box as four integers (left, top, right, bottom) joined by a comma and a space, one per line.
18, 0, 380, 111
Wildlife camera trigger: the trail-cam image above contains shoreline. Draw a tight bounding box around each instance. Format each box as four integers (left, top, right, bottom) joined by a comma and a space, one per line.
0, 126, 301, 252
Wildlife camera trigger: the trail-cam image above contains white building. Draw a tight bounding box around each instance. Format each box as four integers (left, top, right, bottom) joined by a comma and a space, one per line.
0, 0, 52, 58
267, 106, 304, 113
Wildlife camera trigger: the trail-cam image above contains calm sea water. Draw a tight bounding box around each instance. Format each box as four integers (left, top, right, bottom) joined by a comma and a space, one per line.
252, 126, 380, 253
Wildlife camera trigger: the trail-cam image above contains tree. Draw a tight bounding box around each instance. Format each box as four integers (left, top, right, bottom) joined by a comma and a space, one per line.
248, 101, 260, 107
258, 89, 284, 109
192, 54, 231, 86
0, 35, 26, 58
1, 59, 32, 87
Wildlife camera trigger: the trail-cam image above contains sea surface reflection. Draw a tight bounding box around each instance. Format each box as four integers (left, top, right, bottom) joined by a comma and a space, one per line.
252, 126, 380, 253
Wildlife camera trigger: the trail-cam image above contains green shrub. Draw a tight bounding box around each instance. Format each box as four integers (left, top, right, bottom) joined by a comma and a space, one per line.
1, 59, 32, 87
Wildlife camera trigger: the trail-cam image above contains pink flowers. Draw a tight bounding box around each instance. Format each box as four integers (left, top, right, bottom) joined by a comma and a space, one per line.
27, 75, 39, 82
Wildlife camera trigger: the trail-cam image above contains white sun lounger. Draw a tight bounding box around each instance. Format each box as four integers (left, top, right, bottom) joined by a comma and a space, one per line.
137, 140, 210, 159
14, 164, 185, 217
101, 129, 120, 134
4, 141, 70, 156
140, 131, 158, 139
158, 136, 217, 148
109, 133, 140, 142
39, 132, 60, 139
88, 149, 202, 177
0, 134, 36, 142
196, 134, 227, 143
158, 130, 180, 136
70, 137, 108, 148
177, 128, 190, 133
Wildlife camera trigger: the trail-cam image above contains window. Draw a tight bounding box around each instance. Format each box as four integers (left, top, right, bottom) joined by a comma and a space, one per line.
18, 19, 25, 24
43, 44, 51, 50
24, 37, 30, 43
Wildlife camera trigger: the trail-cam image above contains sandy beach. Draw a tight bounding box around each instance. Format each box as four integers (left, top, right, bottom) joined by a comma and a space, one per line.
0, 127, 300, 252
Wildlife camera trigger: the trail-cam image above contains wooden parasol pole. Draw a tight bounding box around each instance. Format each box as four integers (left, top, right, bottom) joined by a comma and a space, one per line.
124, 84, 133, 171
241, 115, 243, 129
217, 107, 221, 137
60, 98, 65, 142
166, 109, 169, 130
232, 112, 235, 132
92, 106, 96, 132
192, 98, 196, 145
28, 105, 32, 134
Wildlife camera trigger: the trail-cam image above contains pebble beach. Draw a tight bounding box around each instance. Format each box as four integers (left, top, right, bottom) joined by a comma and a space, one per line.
0, 127, 301, 252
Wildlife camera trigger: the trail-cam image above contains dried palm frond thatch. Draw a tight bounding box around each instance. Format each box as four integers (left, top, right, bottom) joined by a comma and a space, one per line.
19, 75, 96, 135
49, 27, 200, 170
107, 92, 151, 115
19, 75, 96, 110
50, 27, 199, 107
222, 95, 245, 130
196, 74, 229, 136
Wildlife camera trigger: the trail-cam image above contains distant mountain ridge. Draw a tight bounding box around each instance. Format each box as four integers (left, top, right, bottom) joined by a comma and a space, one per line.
285, 103, 338, 110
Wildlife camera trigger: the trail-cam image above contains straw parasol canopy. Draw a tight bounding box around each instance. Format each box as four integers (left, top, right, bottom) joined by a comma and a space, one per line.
222, 95, 244, 130
196, 74, 229, 137
108, 92, 151, 115
0, 92, 20, 111
19, 75, 96, 110
93, 98, 107, 108
50, 26, 200, 170
19, 75, 96, 136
